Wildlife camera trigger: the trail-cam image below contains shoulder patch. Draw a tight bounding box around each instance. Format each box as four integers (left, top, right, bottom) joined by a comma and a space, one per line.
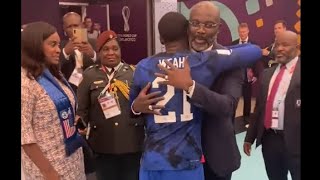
83, 64, 99, 74
129, 64, 136, 71
216, 49, 231, 55
88, 64, 99, 69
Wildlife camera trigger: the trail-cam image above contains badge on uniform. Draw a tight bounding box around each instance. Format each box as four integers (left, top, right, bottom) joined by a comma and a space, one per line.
296, 99, 301, 108
93, 80, 104, 84
271, 110, 279, 128
98, 92, 121, 119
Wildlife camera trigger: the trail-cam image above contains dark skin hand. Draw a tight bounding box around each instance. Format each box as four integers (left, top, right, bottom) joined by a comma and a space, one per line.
155, 59, 193, 91
132, 82, 165, 115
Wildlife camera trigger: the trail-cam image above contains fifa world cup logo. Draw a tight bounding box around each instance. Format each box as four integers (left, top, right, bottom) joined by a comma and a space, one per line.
122, 6, 130, 32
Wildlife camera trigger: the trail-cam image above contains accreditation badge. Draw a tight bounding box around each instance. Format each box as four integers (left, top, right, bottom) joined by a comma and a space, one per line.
98, 92, 121, 119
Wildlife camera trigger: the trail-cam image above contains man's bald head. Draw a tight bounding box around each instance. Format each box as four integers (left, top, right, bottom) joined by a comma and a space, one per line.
63, 12, 81, 25
62, 12, 82, 38
274, 30, 299, 64
190, 1, 220, 21
277, 30, 298, 46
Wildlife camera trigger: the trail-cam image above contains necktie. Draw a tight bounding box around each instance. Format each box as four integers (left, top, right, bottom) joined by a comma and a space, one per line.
264, 65, 286, 129
108, 68, 115, 75
241, 41, 246, 44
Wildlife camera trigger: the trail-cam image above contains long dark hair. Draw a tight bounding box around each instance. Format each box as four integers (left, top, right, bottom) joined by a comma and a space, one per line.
21, 21, 62, 80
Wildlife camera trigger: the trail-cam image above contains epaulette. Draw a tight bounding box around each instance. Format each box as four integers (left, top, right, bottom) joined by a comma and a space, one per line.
129, 64, 136, 71
84, 64, 99, 73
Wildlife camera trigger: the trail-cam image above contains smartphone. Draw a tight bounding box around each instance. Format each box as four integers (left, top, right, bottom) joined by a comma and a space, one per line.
76, 118, 87, 130
73, 28, 88, 43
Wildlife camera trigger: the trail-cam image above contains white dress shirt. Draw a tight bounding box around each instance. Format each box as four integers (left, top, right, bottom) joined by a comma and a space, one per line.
268, 56, 299, 130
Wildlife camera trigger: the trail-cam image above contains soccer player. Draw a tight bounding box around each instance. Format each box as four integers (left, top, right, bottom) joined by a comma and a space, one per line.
129, 12, 261, 180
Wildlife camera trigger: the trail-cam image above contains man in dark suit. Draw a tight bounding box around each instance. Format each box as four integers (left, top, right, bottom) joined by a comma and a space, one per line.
243, 31, 300, 180
60, 12, 97, 93
262, 20, 287, 68
231, 23, 258, 123
131, 2, 243, 180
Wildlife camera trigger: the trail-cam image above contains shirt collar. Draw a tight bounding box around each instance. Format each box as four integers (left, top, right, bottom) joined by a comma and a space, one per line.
240, 37, 249, 43
278, 56, 299, 70
106, 62, 123, 72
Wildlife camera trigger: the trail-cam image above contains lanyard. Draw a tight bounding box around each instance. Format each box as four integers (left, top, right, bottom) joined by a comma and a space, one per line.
99, 64, 123, 97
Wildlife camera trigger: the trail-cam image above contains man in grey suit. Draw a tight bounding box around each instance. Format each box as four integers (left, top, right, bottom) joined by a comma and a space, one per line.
243, 31, 300, 180
132, 2, 243, 180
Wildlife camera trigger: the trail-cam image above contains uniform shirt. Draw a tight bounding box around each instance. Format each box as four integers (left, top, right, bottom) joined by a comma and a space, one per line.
129, 44, 261, 170
268, 56, 298, 130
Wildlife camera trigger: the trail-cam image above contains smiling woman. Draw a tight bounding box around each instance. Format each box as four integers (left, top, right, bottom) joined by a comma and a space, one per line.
21, 21, 87, 180
76, 30, 145, 180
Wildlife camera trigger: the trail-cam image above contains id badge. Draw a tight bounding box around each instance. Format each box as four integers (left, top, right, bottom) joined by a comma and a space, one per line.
271, 110, 279, 128
68, 68, 83, 87
98, 93, 121, 119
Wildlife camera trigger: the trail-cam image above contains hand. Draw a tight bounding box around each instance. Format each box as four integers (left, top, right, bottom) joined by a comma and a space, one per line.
262, 48, 270, 56
78, 42, 95, 58
243, 142, 252, 156
78, 128, 87, 136
132, 82, 165, 115
251, 77, 257, 84
74, 115, 87, 135
74, 115, 81, 126
155, 59, 193, 91
64, 37, 82, 56
43, 168, 60, 180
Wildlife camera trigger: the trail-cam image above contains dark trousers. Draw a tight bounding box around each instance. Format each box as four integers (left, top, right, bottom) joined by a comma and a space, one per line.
83, 145, 96, 174
242, 82, 252, 117
262, 130, 300, 180
203, 162, 232, 180
95, 152, 141, 180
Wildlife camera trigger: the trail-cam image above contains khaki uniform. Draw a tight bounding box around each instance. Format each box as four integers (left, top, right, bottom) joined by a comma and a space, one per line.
76, 63, 144, 154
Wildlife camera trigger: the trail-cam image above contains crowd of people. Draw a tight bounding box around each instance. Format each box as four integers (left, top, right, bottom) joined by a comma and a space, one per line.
21, 1, 300, 180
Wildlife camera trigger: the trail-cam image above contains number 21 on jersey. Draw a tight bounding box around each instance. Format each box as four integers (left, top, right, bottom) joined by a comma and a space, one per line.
152, 77, 193, 123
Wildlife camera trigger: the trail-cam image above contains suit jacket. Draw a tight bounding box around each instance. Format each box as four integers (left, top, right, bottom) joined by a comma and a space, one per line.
231, 38, 263, 80
60, 38, 97, 91
245, 58, 301, 156
76, 63, 145, 154
190, 43, 242, 176
260, 42, 276, 68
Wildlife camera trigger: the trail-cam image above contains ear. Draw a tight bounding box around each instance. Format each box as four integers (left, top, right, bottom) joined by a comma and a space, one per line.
160, 36, 164, 45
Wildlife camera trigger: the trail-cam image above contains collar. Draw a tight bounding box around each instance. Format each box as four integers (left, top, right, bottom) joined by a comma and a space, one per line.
278, 56, 299, 71
106, 62, 123, 72
240, 37, 249, 43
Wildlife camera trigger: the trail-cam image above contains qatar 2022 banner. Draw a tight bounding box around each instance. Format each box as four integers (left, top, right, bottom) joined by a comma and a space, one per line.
108, 0, 149, 65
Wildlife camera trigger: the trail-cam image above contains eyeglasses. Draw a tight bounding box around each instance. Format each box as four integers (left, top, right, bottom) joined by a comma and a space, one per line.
188, 20, 219, 29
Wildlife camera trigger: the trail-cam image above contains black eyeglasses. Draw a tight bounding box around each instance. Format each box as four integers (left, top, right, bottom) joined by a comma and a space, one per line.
188, 20, 219, 29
